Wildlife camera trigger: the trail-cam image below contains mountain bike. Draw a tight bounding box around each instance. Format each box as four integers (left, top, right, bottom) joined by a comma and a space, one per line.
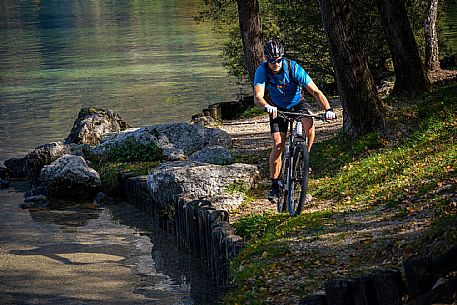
275, 110, 326, 216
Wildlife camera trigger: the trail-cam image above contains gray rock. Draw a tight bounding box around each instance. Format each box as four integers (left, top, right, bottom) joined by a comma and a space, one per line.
210, 193, 245, 211
19, 195, 49, 209
0, 167, 11, 179
189, 146, 234, 165
24, 194, 48, 203
93, 122, 232, 161
39, 154, 101, 199
192, 116, 217, 127
93, 192, 116, 206
23, 142, 90, 186
4, 157, 26, 178
24, 142, 72, 186
147, 161, 259, 211
25, 187, 47, 198
65, 107, 129, 146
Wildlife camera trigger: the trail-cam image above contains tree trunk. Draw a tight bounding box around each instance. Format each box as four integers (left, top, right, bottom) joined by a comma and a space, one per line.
236, 0, 264, 84
375, 0, 431, 96
316, 0, 385, 138
425, 0, 440, 71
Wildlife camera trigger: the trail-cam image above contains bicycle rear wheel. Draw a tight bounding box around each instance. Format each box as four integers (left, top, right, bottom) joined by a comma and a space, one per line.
277, 144, 289, 213
287, 141, 309, 216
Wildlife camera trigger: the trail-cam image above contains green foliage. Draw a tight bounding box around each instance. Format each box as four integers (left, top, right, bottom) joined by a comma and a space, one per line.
239, 105, 265, 119
80, 107, 99, 116
233, 210, 332, 241
103, 137, 163, 163
96, 161, 161, 195
198, 0, 436, 86
310, 85, 457, 207
226, 181, 250, 194
226, 210, 333, 304
310, 131, 385, 177
225, 181, 257, 206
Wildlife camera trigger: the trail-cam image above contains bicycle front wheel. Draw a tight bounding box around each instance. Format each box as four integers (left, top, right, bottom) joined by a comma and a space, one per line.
287, 141, 309, 216
277, 144, 289, 213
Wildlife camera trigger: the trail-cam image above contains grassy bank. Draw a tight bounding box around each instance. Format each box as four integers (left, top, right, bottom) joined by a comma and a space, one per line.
224, 84, 457, 305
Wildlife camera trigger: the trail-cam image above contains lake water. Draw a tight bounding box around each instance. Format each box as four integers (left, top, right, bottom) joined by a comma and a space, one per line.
443, 2, 457, 54
0, 1, 237, 304
0, 0, 241, 164
0, 182, 222, 305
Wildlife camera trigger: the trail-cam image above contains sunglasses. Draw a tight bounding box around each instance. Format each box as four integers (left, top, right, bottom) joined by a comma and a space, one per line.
267, 57, 282, 64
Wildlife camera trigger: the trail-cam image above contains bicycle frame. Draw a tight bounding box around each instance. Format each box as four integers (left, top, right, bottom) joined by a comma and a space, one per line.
276, 110, 325, 215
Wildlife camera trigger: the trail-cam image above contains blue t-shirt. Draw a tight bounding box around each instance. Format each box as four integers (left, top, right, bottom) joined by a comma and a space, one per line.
253, 58, 312, 109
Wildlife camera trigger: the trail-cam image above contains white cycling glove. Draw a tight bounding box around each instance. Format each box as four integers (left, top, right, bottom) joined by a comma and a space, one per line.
325, 108, 337, 120
265, 105, 277, 117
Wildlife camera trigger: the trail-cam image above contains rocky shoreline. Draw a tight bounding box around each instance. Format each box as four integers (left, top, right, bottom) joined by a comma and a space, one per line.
0, 91, 347, 288
1, 103, 264, 285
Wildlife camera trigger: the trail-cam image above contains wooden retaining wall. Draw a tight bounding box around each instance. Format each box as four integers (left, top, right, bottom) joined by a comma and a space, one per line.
121, 175, 245, 285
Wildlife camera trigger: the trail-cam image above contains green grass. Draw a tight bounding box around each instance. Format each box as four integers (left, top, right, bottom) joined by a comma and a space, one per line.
96, 161, 161, 195
239, 105, 266, 119
225, 84, 457, 304
310, 85, 456, 209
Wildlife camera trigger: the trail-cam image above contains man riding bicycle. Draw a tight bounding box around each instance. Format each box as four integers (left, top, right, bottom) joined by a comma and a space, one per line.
253, 39, 337, 202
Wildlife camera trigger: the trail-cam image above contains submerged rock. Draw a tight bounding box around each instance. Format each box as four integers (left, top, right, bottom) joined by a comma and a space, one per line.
65, 107, 129, 146
0, 178, 10, 189
19, 195, 49, 209
147, 161, 259, 211
93, 192, 116, 206
39, 154, 101, 199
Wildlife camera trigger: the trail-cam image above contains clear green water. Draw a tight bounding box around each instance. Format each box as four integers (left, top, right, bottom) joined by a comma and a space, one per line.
0, 0, 241, 163
442, 3, 457, 55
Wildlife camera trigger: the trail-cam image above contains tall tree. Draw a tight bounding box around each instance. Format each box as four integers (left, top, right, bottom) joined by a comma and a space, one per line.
236, 0, 264, 84
375, 0, 432, 96
425, 0, 440, 71
316, 0, 385, 138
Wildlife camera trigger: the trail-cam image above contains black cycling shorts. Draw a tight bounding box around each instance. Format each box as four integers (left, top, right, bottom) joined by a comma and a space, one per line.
269, 101, 312, 134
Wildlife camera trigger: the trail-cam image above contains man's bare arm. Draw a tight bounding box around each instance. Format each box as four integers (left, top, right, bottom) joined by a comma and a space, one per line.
305, 81, 331, 111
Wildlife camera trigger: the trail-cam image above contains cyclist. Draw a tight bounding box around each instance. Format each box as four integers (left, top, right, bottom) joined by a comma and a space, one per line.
253, 39, 337, 202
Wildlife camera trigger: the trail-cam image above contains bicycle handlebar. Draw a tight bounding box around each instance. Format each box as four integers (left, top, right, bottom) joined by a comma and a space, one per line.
274, 109, 327, 122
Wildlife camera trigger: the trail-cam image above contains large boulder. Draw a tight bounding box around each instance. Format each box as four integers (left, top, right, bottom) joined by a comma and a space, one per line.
23, 142, 90, 186
189, 146, 234, 165
65, 107, 129, 146
147, 161, 259, 211
92, 123, 232, 161
39, 154, 101, 199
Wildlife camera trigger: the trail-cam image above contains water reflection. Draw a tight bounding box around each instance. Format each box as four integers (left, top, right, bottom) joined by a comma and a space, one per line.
107, 202, 223, 305
1, 181, 221, 305
29, 204, 103, 228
